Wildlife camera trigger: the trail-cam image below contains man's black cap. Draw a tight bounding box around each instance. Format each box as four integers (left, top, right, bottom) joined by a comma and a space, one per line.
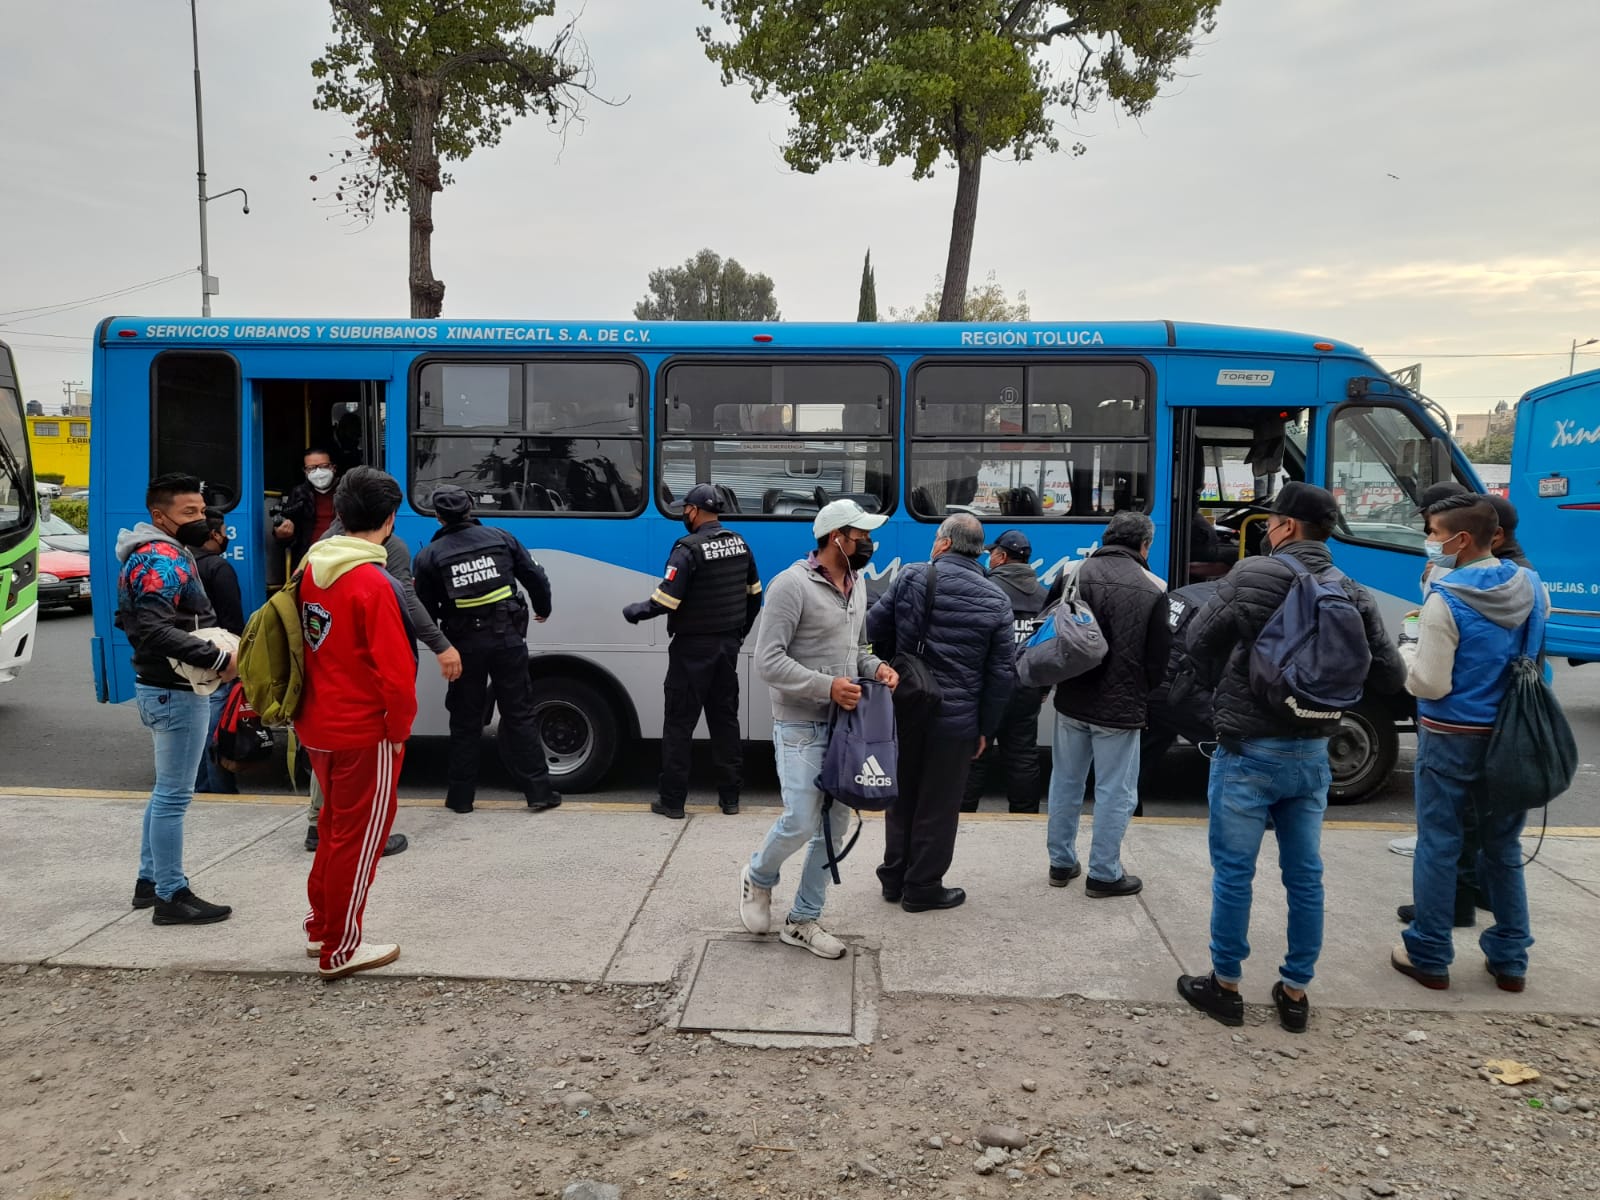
432, 485, 474, 522
985, 529, 1032, 558
682, 483, 723, 513
1486, 492, 1519, 534
1270, 481, 1340, 525
1416, 480, 1467, 514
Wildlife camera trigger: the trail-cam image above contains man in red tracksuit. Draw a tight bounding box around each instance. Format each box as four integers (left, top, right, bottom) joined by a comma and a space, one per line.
294, 467, 419, 980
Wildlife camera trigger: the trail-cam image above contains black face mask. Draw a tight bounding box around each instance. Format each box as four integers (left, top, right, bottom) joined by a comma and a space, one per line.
173, 519, 213, 549
840, 535, 873, 571
682, 513, 697, 533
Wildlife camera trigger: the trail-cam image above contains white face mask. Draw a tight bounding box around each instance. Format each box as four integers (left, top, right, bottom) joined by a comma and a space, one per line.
307, 467, 335, 491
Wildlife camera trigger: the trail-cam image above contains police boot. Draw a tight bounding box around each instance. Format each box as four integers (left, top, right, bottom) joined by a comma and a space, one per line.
719, 791, 740, 816
445, 787, 474, 815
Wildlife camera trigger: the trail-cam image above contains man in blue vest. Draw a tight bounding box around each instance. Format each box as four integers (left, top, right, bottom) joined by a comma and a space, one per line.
624, 483, 763, 818
1391, 493, 1548, 992
413, 486, 558, 814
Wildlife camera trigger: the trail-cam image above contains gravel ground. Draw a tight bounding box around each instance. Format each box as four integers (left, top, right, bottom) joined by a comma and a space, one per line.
3, 964, 1598, 1200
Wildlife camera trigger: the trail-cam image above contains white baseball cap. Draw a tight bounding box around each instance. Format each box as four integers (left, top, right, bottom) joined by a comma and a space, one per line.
812, 499, 888, 539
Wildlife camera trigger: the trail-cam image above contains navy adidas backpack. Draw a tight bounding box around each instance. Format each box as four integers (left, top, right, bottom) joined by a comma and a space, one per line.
816, 678, 899, 884
1248, 555, 1372, 722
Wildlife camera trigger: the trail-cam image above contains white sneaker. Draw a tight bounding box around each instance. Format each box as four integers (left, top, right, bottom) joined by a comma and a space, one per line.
318, 942, 400, 980
739, 865, 772, 935
305, 940, 320, 959
780, 919, 846, 960
1388, 835, 1418, 857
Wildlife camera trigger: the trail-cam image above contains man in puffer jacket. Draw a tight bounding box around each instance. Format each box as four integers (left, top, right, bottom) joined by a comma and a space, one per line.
868, 513, 1015, 913
1176, 483, 1404, 1034
1046, 511, 1170, 898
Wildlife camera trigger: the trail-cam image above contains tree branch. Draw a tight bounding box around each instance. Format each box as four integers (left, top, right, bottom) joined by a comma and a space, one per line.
1020, 16, 1092, 45
328, 0, 405, 75
998, 0, 1042, 35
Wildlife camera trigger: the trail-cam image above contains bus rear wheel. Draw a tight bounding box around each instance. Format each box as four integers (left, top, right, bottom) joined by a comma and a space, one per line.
529, 676, 620, 794
1326, 702, 1399, 805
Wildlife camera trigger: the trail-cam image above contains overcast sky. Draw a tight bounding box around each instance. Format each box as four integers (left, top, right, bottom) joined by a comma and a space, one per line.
2, 0, 1597, 421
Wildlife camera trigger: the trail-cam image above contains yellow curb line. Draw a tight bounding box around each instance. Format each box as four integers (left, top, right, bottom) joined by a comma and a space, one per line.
5, 788, 1599, 837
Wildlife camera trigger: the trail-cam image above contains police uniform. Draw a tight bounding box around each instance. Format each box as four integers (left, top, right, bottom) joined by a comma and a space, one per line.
413, 486, 559, 813
623, 484, 762, 815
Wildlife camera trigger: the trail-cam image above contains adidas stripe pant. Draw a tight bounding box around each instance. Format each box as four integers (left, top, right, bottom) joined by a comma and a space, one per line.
304, 742, 402, 971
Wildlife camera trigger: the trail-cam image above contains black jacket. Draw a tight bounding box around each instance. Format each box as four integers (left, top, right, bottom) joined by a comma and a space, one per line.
1053, 545, 1171, 730
194, 548, 245, 636
988, 561, 1048, 647
277, 479, 334, 563
413, 519, 553, 632
1186, 540, 1407, 741
867, 554, 1016, 738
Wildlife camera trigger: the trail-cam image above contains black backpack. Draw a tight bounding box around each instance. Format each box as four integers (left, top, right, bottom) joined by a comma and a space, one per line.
888, 562, 943, 725
212, 681, 275, 772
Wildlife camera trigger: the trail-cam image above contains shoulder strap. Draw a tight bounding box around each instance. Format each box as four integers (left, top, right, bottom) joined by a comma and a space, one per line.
915, 562, 938, 654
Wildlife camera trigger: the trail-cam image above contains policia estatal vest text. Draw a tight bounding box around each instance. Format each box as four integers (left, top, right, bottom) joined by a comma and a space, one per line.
413, 486, 561, 813
624, 484, 763, 816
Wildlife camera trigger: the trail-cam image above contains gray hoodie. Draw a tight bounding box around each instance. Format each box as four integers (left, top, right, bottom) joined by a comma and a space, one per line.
756, 556, 883, 722
1403, 557, 1547, 715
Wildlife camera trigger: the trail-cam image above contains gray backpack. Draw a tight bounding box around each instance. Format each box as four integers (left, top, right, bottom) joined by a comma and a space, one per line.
1016, 567, 1108, 688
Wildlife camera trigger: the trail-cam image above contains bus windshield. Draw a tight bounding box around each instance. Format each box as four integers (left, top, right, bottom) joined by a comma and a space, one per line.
0, 383, 34, 534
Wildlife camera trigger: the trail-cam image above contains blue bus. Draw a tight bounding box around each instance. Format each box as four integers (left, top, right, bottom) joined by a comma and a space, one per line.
88, 317, 1482, 800
1510, 367, 1600, 665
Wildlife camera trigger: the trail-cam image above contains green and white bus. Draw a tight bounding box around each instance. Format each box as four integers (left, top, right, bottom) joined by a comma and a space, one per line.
0, 340, 41, 684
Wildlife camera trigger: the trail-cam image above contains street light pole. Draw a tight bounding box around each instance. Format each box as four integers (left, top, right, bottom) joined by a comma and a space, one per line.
1571, 337, 1598, 376
190, 0, 248, 318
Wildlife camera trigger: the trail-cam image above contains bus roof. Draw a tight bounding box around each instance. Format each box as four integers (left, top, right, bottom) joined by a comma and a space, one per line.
1520, 365, 1600, 405
97, 316, 1369, 359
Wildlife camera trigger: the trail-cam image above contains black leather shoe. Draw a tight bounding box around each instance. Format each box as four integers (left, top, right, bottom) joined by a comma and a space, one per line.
650, 801, 686, 820
881, 886, 903, 903
381, 833, 408, 857
1177, 972, 1243, 1027
132, 879, 157, 909
527, 793, 562, 813
901, 886, 966, 913
304, 825, 318, 851
445, 801, 474, 814
152, 888, 233, 926
1396, 898, 1475, 928
1048, 864, 1081, 888
719, 798, 740, 815
1086, 873, 1143, 898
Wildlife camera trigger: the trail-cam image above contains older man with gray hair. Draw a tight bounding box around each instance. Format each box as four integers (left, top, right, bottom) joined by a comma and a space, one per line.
867, 513, 1016, 912
1046, 510, 1170, 898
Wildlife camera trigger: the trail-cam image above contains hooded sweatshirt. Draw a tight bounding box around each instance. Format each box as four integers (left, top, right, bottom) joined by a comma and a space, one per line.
1403, 557, 1548, 730
987, 561, 1048, 647
114, 523, 229, 690
294, 535, 420, 750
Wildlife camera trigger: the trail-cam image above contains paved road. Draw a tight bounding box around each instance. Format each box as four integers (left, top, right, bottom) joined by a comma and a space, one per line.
5, 609, 1599, 825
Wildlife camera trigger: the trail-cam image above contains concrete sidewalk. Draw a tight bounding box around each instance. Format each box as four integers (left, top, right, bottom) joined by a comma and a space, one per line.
2, 791, 1596, 1014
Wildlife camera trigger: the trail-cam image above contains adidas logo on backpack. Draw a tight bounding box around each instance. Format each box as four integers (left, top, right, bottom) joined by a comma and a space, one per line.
855, 754, 893, 788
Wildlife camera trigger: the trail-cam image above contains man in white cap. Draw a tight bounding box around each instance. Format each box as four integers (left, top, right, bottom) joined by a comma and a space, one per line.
740, 499, 898, 958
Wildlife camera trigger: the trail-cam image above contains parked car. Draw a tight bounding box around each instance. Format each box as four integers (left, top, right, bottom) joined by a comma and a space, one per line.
37, 548, 92, 612
38, 510, 88, 554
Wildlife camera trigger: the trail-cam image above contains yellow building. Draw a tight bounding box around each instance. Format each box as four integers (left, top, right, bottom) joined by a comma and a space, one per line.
26, 414, 90, 489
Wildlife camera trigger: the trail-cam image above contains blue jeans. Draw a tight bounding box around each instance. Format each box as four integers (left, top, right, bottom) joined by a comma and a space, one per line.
1207, 738, 1331, 991
749, 720, 844, 924
135, 684, 211, 901
1046, 715, 1141, 882
194, 686, 239, 794
1404, 727, 1533, 976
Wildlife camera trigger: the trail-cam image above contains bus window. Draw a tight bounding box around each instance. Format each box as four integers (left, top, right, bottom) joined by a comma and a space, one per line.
411, 359, 644, 516
909, 360, 1150, 519
152, 352, 240, 508
657, 360, 895, 517
1328, 403, 1456, 550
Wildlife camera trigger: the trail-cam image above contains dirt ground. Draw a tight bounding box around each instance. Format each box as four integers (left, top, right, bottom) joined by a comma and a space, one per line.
2, 965, 1598, 1200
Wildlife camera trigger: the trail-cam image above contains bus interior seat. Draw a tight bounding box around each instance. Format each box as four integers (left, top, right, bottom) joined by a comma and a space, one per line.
911, 486, 938, 518
831, 492, 883, 513
771, 498, 819, 517
713, 484, 742, 514
998, 486, 1042, 517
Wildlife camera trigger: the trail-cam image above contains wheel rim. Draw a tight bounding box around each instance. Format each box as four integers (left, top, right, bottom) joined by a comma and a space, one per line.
1326, 713, 1376, 789
533, 699, 594, 778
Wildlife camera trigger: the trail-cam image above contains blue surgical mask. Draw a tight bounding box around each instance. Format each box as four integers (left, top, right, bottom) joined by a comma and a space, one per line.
978, 551, 992, 574
1423, 537, 1457, 571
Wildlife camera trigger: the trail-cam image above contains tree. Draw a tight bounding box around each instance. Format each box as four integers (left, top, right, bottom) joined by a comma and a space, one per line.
311, 1, 595, 317
857, 250, 878, 322
891, 272, 1030, 322
633, 249, 780, 321
700, 1, 1217, 320
1463, 433, 1514, 465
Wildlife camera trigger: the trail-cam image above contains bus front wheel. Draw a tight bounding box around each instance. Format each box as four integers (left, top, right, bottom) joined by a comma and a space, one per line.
1326, 702, 1399, 805
529, 676, 620, 794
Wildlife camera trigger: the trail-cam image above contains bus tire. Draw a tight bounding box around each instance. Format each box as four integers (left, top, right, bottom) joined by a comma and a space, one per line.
528, 675, 620, 794
1326, 702, 1399, 805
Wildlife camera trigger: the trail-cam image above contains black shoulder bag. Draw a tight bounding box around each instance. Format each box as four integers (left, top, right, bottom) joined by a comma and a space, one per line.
888, 562, 943, 725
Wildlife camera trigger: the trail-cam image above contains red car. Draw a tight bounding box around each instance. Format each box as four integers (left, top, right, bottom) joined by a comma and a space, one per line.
37, 547, 92, 613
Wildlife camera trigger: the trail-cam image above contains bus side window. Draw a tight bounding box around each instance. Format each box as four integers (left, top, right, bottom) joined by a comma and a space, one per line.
153, 352, 240, 510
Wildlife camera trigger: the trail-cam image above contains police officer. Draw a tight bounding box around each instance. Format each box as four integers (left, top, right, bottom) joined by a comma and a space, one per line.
413, 486, 560, 814
623, 483, 762, 819
962, 530, 1049, 814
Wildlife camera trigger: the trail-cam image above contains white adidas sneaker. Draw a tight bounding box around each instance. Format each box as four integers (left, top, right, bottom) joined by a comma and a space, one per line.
739, 865, 772, 935
318, 942, 401, 980
780, 919, 846, 960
